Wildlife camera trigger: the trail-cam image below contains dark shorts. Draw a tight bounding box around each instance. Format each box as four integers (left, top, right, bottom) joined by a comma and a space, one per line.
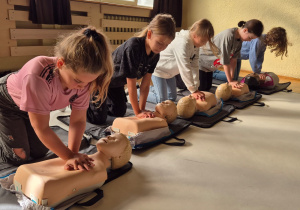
0, 74, 48, 165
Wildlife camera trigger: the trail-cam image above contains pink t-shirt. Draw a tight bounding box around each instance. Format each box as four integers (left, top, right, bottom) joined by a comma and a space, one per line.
7, 56, 90, 115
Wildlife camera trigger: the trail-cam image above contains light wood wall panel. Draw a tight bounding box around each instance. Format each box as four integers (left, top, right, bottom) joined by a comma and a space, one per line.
0, 0, 152, 72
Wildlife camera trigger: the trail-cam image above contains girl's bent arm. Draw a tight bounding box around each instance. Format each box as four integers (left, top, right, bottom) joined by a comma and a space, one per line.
127, 77, 140, 115
68, 108, 87, 153
28, 112, 74, 160
139, 73, 152, 111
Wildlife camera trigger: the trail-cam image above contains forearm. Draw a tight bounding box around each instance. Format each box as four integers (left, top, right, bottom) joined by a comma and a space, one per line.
128, 86, 141, 115
68, 118, 86, 153
35, 126, 74, 160
230, 59, 237, 79
223, 64, 233, 82
139, 85, 149, 111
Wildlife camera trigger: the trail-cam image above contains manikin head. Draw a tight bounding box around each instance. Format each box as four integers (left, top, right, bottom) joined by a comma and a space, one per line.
215, 83, 232, 101
244, 73, 260, 90
177, 95, 197, 119
155, 100, 177, 123
244, 72, 279, 89
96, 133, 132, 170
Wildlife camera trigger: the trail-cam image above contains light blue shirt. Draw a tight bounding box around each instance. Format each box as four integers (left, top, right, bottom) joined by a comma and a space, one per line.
240, 34, 266, 73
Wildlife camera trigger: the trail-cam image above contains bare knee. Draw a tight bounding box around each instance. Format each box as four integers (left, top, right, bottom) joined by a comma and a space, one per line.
13, 148, 26, 159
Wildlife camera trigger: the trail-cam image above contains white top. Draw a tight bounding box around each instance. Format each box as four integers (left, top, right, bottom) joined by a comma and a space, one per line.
153, 30, 200, 93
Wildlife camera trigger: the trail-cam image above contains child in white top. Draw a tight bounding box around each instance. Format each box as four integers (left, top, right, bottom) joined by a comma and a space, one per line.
147, 19, 218, 103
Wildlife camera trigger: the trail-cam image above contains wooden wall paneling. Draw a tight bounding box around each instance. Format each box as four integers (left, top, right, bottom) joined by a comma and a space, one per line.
8, 10, 28, 21
10, 29, 73, 40
102, 19, 147, 28
2, 0, 152, 69
105, 32, 135, 41
87, 4, 102, 28
72, 16, 92, 25
8, 0, 29, 6
8, 10, 92, 26
70, 1, 94, 13
0, 0, 17, 57
10, 46, 53, 57
101, 4, 151, 17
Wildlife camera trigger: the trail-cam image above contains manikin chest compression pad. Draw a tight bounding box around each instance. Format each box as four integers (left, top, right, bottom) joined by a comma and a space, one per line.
177, 90, 237, 128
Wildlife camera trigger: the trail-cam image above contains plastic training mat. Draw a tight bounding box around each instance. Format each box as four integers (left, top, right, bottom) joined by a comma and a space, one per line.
190, 104, 236, 128
130, 118, 191, 149
256, 82, 292, 95
224, 93, 264, 109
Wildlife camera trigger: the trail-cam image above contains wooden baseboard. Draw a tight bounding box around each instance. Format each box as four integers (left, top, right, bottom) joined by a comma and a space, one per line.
239, 69, 300, 82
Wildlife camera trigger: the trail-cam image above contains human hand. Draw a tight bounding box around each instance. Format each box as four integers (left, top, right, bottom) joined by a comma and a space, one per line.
259, 73, 266, 80
64, 153, 95, 171
230, 81, 244, 89
191, 90, 205, 101
136, 110, 155, 118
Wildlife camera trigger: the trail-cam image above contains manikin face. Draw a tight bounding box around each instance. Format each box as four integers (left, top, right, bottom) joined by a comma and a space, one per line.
239, 28, 258, 41
155, 100, 177, 117
57, 58, 100, 91
97, 133, 128, 158
146, 30, 173, 54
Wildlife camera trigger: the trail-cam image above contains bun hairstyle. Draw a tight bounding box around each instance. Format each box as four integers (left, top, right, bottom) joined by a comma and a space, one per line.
238, 19, 264, 37
55, 26, 113, 105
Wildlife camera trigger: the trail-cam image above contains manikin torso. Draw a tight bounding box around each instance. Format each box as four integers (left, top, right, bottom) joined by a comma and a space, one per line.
177, 92, 217, 118
14, 152, 108, 207
195, 92, 217, 112
13, 133, 129, 207
231, 84, 250, 97
215, 83, 250, 101
111, 100, 177, 136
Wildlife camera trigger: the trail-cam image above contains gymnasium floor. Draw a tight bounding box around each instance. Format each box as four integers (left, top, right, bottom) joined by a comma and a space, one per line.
68, 82, 300, 210
1, 74, 299, 210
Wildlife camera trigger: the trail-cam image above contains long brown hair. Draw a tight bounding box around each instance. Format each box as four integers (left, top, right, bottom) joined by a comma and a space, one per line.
190, 19, 219, 56
265, 27, 291, 59
54, 26, 113, 104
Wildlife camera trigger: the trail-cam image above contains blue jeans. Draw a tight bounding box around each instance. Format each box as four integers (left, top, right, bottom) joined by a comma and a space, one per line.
147, 75, 177, 104
212, 59, 242, 81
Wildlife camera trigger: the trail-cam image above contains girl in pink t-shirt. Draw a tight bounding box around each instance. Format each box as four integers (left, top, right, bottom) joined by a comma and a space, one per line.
0, 26, 113, 171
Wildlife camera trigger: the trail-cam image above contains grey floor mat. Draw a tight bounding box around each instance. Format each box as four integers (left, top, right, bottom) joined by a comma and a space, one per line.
190, 104, 236, 128
213, 79, 292, 95
223, 93, 264, 109
257, 82, 292, 95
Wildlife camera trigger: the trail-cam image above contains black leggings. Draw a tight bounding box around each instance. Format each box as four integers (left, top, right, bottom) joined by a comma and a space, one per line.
199, 70, 213, 91
87, 86, 127, 125
175, 71, 213, 92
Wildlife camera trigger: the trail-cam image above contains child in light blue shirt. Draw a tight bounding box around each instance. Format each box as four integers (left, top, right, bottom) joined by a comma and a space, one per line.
213, 27, 290, 81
